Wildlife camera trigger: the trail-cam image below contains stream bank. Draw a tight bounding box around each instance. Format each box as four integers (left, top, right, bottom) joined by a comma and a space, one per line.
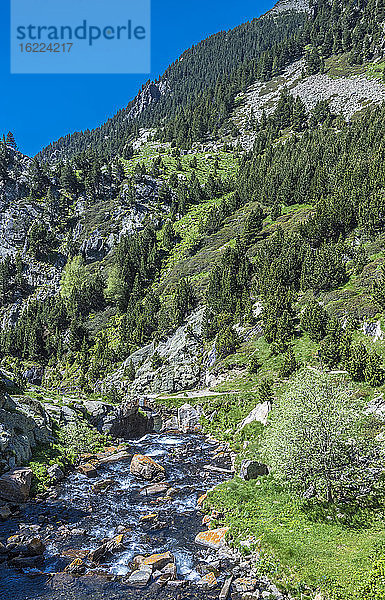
0, 429, 285, 600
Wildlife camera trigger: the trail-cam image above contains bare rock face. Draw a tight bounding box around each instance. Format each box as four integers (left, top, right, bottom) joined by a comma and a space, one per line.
237, 402, 271, 430
130, 454, 165, 481
0, 467, 33, 503
0, 393, 54, 473
104, 308, 205, 395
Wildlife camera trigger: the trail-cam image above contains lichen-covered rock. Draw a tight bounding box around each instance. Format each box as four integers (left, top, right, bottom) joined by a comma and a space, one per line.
195, 527, 229, 550
198, 572, 218, 588
130, 454, 165, 480
88, 534, 125, 564
141, 551, 174, 570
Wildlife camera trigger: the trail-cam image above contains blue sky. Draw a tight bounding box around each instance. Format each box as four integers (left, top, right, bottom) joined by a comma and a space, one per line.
1, 0, 274, 156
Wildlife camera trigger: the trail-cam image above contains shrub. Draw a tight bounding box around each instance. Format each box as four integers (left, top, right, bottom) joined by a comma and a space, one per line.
260, 370, 381, 502
57, 420, 108, 457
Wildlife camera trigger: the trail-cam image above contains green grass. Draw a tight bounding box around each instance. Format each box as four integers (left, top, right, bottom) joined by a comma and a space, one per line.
122, 144, 238, 184
366, 61, 385, 81
208, 477, 385, 599
325, 54, 366, 79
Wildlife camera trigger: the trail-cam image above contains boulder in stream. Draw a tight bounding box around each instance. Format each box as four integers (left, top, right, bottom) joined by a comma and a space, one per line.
77, 463, 98, 478
198, 572, 218, 589
0, 504, 12, 521
47, 464, 65, 484
130, 454, 165, 480
88, 534, 126, 564
0, 467, 32, 503
141, 551, 175, 570
140, 483, 169, 496
125, 565, 152, 587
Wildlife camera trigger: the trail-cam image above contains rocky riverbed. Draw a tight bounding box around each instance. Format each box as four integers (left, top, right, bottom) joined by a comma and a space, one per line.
0, 431, 284, 600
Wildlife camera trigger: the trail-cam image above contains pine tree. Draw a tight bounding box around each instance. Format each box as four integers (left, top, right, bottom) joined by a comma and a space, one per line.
364, 353, 384, 387
279, 347, 298, 378
6, 131, 17, 150
346, 342, 369, 381
242, 206, 264, 245
300, 300, 328, 342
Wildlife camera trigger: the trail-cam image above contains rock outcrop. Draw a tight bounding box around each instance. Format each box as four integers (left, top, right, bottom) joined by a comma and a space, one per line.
104, 308, 204, 395
237, 402, 272, 430
234, 59, 385, 149
100, 401, 154, 439
0, 393, 53, 473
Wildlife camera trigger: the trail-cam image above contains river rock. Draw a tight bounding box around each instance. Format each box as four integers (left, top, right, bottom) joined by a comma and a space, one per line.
219, 575, 233, 599
162, 416, 179, 431
98, 450, 132, 464
141, 551, 175, 570
167, 580, 187, 588
239, 460, 269, 480
92, 479, 115, 493
178, 403, 202, 433
77, 463, 98, 478
10, 555, 44, 569
198, 572, 218, 588
130, 454, 165, 480
195, 527, 229, 550
65, 558, 86, 575
0, 467, 32, 503
125, 565, 152, 587
47, 464, 65, 484
140, 483, 169, 496
88, 534, 125, 563
27, 537, 45, 556
161, 562, 177, 579
233, 578, 258, 593
0, 504, 11, 521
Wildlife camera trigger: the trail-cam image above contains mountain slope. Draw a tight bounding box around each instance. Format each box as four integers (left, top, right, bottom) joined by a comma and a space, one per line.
37, 3, 308, 161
